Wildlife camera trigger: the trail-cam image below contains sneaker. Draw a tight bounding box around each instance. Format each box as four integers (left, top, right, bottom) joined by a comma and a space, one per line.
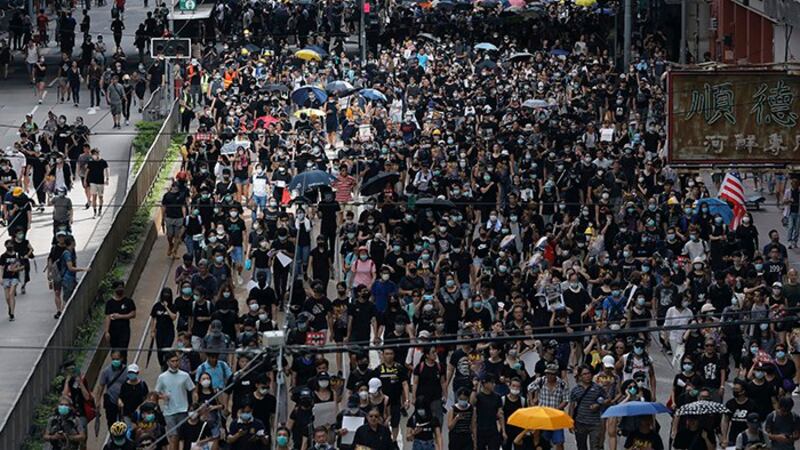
38, 99, 42, 104
54, 311, 62, 319
125, 120, 130, 126
9, 314, 14, 321
85, 202, 90, 210
98, 206, 102, 215
93, 208, 97, 217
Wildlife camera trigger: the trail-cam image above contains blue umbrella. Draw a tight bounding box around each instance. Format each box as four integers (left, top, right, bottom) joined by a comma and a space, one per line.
291, 85, 328, 106
550, 48, 570, 57
304, 45, 329, 58
288, 170, 336, 193
601, 402, 671, 419
474, 42, 499, 51
695, 198, 734, 225
359, 88, 388, 103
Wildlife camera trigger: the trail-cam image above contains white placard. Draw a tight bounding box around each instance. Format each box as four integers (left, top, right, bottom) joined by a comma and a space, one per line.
520, 351, 539, 377
341, 416, 364, 445
313, 401, 338, 427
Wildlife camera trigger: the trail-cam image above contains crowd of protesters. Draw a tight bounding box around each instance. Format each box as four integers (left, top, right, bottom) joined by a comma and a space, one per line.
19, 0, 800, 448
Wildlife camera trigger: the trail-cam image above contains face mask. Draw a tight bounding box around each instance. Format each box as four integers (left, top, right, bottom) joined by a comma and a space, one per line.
446, 279, 455, 288
393, 245, 401, 253
201, 379, 211, 388
760, 323, 768, 331
751, 346, 759, 355
127, 373, 138, 381
628, 387, 637, 395
239, 412, 253, 422
623, 251, 631, 258
215, 256, 224, 264
58, 405, 70, 416
457, 400, 469, 409
144, 413, 155, 423
113, 437, 126, 445
682, 364, 693, 373
754, 371, 765, 379
319, 380, 330, 388
417, 409, 427, 418
249, 303, 259, 312
634, 347, 644, 355
473, 302, 483, 309
612, 290, 621, 297
777, 351, 786, 359
277, 436, 289, 446
667, 233, 675, 241
193, 294, 200, 301
637, 298, 646, 306
359, 254, 368, 261
681, 301, 691, 308
358, 391, 368, 400
111, 360, 122, 369
690, 234, 698, 241
755, 264, 764, 271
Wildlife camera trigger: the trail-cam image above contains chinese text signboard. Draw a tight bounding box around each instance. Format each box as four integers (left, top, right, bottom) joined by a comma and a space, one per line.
668, 71, 800, 165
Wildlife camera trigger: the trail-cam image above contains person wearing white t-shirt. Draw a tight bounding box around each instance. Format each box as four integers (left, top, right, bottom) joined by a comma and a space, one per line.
155, 352, 196, 450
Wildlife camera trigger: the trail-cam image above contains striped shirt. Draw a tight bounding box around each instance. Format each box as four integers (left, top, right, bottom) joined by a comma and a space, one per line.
570, 382, 604, 426
530, 377, 569, 409
332, 174, 356, 203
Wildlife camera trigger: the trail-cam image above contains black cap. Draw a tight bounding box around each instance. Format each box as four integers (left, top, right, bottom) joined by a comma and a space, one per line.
746, 412, 761, 424
779, 397, 794, 410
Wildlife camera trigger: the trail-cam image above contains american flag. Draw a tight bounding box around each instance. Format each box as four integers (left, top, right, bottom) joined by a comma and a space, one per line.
718, 172, 747, 229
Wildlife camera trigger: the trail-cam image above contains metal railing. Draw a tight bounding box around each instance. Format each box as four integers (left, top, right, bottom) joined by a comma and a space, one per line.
0, 100, 180, 448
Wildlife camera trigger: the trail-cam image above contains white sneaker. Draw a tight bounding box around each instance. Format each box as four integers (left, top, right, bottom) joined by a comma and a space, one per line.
793, 386, 800, 396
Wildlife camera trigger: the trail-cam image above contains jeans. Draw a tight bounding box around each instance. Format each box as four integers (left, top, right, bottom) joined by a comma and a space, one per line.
251, 195, 267, 221
295, 245, 310, 275
184, 237, 202, 263
789, 212, 800, 244
62, 276, 77, 301
413, 440, 435, 450
71, 85, 80, 105
89, 82, 101, 107
574, 422, 603, 450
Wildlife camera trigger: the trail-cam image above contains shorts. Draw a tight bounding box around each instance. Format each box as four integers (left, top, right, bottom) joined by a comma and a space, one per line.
234, 176, 249, 185
389, 402, 401, 428
2, 278, 18, 288
110, 103, 122, 115
89, 183, 104, 196
164, 412, 187, 437
230, 246, 243, 264
541, 429, 565, 444
165, 217, 183, 238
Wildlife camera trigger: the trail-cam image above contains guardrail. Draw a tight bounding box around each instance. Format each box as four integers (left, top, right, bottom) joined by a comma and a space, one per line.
0, 99, 180, 448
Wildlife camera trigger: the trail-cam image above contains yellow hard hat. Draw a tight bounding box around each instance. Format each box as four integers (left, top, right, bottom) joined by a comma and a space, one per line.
667, 196, 679, 205
584, 226, 594, 236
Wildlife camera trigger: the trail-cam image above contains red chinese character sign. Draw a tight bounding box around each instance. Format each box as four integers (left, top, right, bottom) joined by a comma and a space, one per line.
667, 71, 800, 165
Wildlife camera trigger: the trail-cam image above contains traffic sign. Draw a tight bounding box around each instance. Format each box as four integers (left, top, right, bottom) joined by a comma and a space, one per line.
178, 0, 196, 11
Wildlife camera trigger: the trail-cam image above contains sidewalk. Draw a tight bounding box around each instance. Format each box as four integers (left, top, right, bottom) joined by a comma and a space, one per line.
0, 1, 152, 427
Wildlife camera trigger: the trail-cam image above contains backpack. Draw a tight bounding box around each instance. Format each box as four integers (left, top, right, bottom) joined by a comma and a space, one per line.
739, 429, 767, 448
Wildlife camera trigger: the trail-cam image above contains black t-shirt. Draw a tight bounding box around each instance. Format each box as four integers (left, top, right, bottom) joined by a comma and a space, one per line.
413, 361, 443, 402
475, 390, 502, 433
624, 429, 664, 450
371, 363, 409, 403
302, 296, 332, 331
86, 159, 108, 185
672, 427, 715, 450
0, 251, 21, 279
406, 413, 440, 441
105, 297, 136, 333
150, 301, 175, 337
178, 420, 212, 450
161, 191, 185, 219
748, 380, 777, 420
225, 218, 246, 246
724, 398, 758, 442
348, 299, 376, 341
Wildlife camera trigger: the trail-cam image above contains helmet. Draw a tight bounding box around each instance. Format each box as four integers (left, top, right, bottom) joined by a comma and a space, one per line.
109, 421, 127, 437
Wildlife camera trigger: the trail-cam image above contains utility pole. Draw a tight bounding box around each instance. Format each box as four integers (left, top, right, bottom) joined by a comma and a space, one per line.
359, 0, 367, 61
679, 0, 687, 63
623, 0, 632, 68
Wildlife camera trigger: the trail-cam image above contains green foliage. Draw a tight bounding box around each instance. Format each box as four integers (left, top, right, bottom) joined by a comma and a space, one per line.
131, 121, 163, 174
21, 133, 184, 450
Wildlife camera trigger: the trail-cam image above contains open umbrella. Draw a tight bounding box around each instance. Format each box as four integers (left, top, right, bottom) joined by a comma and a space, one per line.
288, 170, 336, 193
418, 33, 440, 42
260, 83, 289, 93
676, 400, 729, 416
295, 49, 322, 61
695, 198, 733, 225
244, 43, 261, 54
474, 42, 499, 51
507, 407, 574, 431
601, 402, 671, 419
509, 51, 534, 61
326, 80, 354, 95
476, 59, 498, 70
360, 172, 400, 196
434, 0, 456, 8
415, 197, 456, 211
575, 0, 597, 6
359, 88, 388, 103
550, 48, 570, 57
303, 44, 329, 58
523, 99, 550, 108
294, 108, 326, 118
291, 85, 328, 106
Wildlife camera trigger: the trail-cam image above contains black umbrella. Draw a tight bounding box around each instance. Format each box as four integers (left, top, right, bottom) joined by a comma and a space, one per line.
675, 400, 729, 416
288, 170, 336, 192
476, 59, 498, 70
260, 83, 289, 93
418, 33, 440, 43
360, 172, 400, 196
415, 197, 456, 211
509, 51, 534, 61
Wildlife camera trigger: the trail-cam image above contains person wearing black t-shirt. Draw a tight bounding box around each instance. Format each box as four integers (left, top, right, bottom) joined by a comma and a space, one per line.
406, 403, 443, 449
0, 239, 22, 321
149, 288, 176, 370
623, 416, 663, 450
161, 183, 187, 258
104, 281, 136, 361
721, 380, 758, 447
472, 375, 505, 450
85, 149, 108, 217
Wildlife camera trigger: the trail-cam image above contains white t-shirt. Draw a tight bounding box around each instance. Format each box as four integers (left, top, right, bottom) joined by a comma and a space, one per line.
252, 174, 269, 197
155, 369, 195, 416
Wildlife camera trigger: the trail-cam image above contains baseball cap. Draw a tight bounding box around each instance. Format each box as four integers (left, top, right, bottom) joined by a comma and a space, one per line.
746, 412, 761, 424
418, 330, 431, 339
544, 363, 559, 374
700, 303, 716, 313
602, 355, 615, 368
127, 363, 140, 373
773, 281, 783, 288
368, 377, 382, 394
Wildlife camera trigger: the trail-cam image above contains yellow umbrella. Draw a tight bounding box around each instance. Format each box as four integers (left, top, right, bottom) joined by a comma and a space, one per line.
294, 108, 325, 118
295, 49, 322, 62
507, 407, 574, 431
574, 0, 596, 6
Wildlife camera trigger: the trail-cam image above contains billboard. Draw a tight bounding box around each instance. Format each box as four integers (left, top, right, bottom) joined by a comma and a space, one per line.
667, 71, 800, 165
